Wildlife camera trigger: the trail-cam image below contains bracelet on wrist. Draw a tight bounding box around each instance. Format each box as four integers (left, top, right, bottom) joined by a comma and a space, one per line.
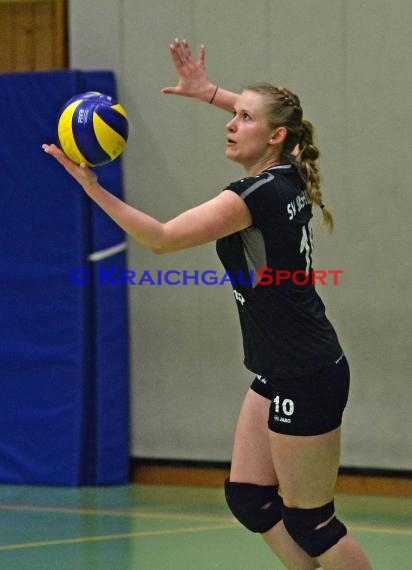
209, 84, 219, 104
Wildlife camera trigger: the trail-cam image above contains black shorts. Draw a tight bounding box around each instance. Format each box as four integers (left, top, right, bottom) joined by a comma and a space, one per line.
250, 354, 350, 436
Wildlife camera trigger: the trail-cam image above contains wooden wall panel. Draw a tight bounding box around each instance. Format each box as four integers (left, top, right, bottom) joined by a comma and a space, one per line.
0, 6, 14, 70
0, 0, 67, 72
131, 463, 412, 498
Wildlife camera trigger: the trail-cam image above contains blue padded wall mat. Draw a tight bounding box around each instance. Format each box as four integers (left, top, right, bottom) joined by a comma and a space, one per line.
0, 70, 129, 486
82, 71, 130, 486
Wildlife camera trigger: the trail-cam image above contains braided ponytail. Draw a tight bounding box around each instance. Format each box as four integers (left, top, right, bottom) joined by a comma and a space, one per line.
246, 83, 333, 230
298, 119, 333, 230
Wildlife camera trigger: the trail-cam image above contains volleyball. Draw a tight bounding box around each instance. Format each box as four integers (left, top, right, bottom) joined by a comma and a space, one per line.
57, 91, 129, 167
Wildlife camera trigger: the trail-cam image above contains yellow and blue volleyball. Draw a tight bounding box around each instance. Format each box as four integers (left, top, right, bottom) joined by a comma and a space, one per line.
57, 91, 129, 167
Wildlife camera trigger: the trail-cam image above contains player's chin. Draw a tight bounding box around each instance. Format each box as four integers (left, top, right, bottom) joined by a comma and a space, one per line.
224, 146, 240, 162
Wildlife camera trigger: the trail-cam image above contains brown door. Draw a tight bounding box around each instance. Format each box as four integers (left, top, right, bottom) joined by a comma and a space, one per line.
0, 0, 67, 72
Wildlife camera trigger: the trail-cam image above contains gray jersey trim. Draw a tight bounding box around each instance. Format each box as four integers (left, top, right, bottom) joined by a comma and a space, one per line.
239, 165, 292, 201
240, 173, 275, 200
240, 227, 267, 288
238, 165, 292, 286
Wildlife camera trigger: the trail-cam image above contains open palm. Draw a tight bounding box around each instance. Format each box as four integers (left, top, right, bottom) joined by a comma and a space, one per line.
161, 38, 213, 99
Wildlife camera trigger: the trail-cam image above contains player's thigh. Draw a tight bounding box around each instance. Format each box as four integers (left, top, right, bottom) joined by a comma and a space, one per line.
269, 427, 341, 507
230, 388, 276, 485
266, 356, 349, 506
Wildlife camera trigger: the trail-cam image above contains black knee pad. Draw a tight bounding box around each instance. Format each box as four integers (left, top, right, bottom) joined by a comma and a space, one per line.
282, 500, 347, 557
224, 479, 283, 533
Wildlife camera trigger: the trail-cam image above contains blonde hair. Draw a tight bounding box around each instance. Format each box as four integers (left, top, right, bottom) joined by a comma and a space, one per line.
246, 83, 333, 230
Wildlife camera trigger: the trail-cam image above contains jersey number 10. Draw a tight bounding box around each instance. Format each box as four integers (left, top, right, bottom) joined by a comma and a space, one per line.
273, 395, 295, 416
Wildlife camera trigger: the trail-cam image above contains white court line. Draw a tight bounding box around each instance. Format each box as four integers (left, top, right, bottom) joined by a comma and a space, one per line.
0, 503, 233, 523
0, 504, 411, 535
0, 523, 239, 552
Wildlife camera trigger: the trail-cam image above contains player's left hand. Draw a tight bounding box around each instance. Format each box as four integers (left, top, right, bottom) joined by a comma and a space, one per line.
42, 143, 98, 189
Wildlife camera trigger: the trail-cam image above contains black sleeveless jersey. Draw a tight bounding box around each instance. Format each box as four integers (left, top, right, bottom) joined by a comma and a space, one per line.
216, 164, 342, 378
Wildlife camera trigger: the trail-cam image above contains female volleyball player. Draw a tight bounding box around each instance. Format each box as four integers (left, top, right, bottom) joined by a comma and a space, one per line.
43, 39, 372, 570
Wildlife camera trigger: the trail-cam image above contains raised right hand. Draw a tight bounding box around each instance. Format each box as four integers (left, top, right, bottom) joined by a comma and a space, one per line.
161, 38, 216, 102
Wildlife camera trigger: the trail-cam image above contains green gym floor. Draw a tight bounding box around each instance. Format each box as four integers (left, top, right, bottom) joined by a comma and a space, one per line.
0, 484, 410, 569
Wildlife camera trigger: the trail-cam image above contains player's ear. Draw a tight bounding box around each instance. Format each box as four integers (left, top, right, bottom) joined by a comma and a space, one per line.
269, 126, 287, 145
